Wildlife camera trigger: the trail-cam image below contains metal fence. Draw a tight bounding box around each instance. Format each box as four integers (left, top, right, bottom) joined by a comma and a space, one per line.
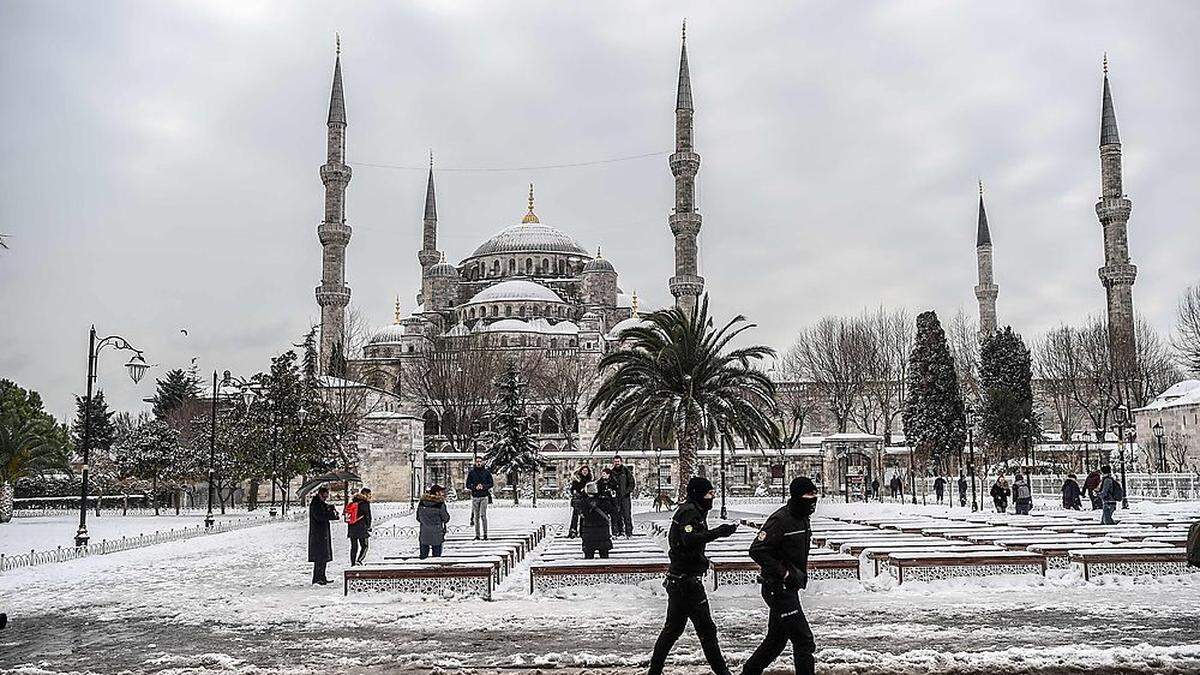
1028, 473, 1200, 502
0, 510, 306, 574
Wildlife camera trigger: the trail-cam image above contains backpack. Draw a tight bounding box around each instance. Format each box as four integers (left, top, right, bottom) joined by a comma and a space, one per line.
344, 501, 360, 525
1016, 483, 1031, 500
1108, 480, 1125, 503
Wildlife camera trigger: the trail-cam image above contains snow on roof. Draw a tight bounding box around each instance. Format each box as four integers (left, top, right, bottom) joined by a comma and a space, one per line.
465, 279, 565, 305
1137, 379, 1200, 411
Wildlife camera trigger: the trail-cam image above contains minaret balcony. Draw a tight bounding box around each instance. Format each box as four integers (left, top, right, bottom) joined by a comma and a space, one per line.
418, 250, 441, 268
1095, 198, 1131, 222
973, 283, 998, 301
318, 222, 352, 246
1098, 263, 1137, 287
320, 163, 353, 185
669, 151, 700, 177
315, 284, 352, 307
669, 274, 705, 298
669, 211, 702, 236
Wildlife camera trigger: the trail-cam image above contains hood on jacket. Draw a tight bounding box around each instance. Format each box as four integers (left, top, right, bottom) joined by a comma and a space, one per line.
419, 493, 445, 506
352, 492, 371, 503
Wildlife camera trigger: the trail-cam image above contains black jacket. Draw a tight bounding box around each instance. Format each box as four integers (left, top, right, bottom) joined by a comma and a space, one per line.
934, 477, 946, 492
466, 466, 494, 499
611, 466, 635, 498
347, 496, 372, 538
307, 496, 339, 562
1061, 479, 1082, 508
990, 482, 1010, 503
574, 493, 615, 551
667, 501, 722, 576
1098, 475, 1120, 504
749, 501, 812, 589
1187, 521, 1200, 569
570, 471, 594, 498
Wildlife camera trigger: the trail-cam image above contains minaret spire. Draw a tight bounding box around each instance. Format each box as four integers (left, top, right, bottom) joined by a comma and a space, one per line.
1095, 55, 1138, 399
418, 152, 441, 309
522, 183, 540, 224
974, 181, 998, 338
315, 38, 353, 374
668, 22, 703, 314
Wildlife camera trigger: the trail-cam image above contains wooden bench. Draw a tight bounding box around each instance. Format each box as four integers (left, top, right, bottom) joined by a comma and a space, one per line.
383, 552, 510, 580
862, 545, 1004, 577
888, 550, 1047, 584
1068, 547, 1192, 581
344, 562, 495, 599
529, 557, 671, 592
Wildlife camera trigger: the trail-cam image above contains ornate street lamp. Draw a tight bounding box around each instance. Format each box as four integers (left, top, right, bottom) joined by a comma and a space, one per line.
75, 326, 148, 547
719, 436, 728, 520
655, 447, 663, 509
1152, 421, 1165, 473
966, 405, 978, 512
1112, 403, 1131, 509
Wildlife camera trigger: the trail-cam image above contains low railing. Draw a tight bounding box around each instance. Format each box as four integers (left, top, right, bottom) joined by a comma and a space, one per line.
1028, 473, 1200, 502
0, 510, 306, 574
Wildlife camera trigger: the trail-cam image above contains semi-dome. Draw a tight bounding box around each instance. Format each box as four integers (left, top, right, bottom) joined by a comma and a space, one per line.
609, 315, 650, 339
368, 323, 406, 345
483, 318, 541, 333
428, 261, 458, 278
583, 249, 615, 273
466, 279, 565, 305
470, 221, 590, 258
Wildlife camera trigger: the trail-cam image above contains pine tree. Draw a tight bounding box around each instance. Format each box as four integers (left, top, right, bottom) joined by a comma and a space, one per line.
902, 311, 966, 476
152, 369, 200, 420
70, 390, 116, 458
979, 326, 1038, 467
485, 365, 545, 504
328, 340, 348, 379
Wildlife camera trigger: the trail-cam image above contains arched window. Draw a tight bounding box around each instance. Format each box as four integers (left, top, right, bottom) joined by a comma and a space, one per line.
501, 336, 509, 347
508, 259, 516, 274
541, 258, 549, 274
490, 305, 498, 317
423, 410, 440, 436
525, 258, 532, 274
518, 305, 526, 317
549, 338, 557, 348
505, 305, 512, 317
541, 408, 559, 434
492, 260, 500, 276
564, 409, 579, 433
441, 410, 457, 436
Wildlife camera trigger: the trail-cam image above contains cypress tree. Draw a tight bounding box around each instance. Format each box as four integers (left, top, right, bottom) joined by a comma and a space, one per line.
979, 326, 1037, 466
71, 389, 116, 458
902, 311, 966, 473
484, 365, 544, 504
151, 369, 200, 420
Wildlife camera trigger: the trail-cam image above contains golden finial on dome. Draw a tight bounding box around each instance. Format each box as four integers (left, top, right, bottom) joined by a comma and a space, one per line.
522, 183, 539, 224
394, 294, 402, 324
596, 245, 603, 259
631, 290, 640, 317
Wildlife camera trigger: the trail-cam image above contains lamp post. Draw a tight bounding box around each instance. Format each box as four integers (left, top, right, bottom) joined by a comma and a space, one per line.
269, 410, 279, 518
966, 405, 978, 512
205, 371, 257, 529
908, 444, 917, 505
409, 453, 417, 511
75, 326, 148, 547
719, 436, 728, 520
655, 447, 663, 508
1112, 403, 1130, 509
1152, 421, 1165, 473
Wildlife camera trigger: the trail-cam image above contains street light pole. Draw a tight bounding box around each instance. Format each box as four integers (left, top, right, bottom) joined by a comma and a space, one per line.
269, 411, 279, 518
75, 325, 148, 547
908, 445, 917, 505
1113, 403, 1130, 509
967, 406, 978, 512
719, 437, 728, 520
205, 371, 218, 530
1152, 421, 1165, 474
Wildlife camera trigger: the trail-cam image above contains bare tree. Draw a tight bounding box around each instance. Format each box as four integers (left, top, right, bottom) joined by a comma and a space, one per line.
1070, 316, 1120, 433
853, 308, 912, 444
1166, 431, 1191, 472
947, 308, 980, 406
522, 349, 600, 450
399, 335, 503, 453
1133, 317, 1185, 406
772, 379, 822, 447
1034, 326, 1085, 442
785, 316, 871, 433
1172, 283, 1200, 375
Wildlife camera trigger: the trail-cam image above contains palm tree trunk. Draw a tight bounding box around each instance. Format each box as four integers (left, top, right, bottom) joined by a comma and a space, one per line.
0, 480, 14, 523
676, 409, 697, 502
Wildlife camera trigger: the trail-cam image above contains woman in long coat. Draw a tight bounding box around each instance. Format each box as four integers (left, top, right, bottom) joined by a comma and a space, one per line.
416, 484, 451, 558
308, 486, 339, 584
1061, 474, 1082, 510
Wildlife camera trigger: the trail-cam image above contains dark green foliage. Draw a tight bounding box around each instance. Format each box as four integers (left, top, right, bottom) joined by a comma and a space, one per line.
0, 379, 70, 452
902, 311, 966, 470
484, 365, 544, 503
151, 369, 200, 420
979, 326, 1038, 463
70, 390, 115, 458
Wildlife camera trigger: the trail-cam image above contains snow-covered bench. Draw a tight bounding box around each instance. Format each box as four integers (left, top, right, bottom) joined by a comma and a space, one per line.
707, 552, 859, 588
888, 550, 1047, 584
529, 557, 671, 592
383, 551, 512, 580
862, 545, 1004, 578
1068, 547, 1192, 581
344, 562, 496, 599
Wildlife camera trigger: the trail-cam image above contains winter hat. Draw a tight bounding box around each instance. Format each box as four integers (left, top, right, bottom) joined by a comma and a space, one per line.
585, 481, 599, 496
789, 477, 818, 499
686, 476, 715, 503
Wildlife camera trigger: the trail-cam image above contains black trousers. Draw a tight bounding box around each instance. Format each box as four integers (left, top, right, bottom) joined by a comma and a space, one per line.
312, 560, 328, 583
614, 495, 633, 536
647, 576, 730, 675
350, 537, 369, 564
569, 506, 582, 535
742, 586, 815, 675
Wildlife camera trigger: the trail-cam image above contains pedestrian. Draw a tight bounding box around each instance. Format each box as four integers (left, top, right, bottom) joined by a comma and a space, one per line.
742, 476, 819, 675
346, 487, 373, 565
957, 473, 968, 507
466, 456, 494, 541
576, 481, 615, 559
933, 475, 946, 504
568, 464, 593, 537
610, 455, 636, 538
1061, 474, 1082, 510
1187, 521, 1200, 569
417, 484, 450, 558
1097, 465, 1123, 525
889, 475, 901, 501
308, 486, 339, 585
870, 477, 880, 500
646, 476, 739, 675
1084, 470, 1103, 510
1013, 474, 1033, 515
990, 476, 1010, 514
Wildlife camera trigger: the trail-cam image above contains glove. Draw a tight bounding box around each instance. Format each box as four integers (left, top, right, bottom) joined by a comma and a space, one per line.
715, 523, 739, 538
784, 570, 806, 591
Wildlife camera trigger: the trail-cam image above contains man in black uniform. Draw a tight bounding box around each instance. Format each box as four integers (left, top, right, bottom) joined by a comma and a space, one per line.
741, 476, 818, 675
647, 476, 739, 675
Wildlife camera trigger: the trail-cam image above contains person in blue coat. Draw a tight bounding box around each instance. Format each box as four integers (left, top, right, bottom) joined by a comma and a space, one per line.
465, 456, 494, 540
417, 485, 451, 558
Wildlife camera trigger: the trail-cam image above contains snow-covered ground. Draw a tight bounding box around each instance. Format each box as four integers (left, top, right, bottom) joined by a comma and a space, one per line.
0, 511, 268, 557
1, 498, 1198, 674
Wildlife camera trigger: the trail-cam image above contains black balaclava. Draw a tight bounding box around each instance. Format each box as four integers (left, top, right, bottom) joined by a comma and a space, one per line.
787, 476, 818, 518
687, 476, 715, 512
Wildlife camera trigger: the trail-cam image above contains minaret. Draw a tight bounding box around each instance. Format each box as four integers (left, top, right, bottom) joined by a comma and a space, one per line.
1095, 55, 1138, 388
974, 181, 998, 339
418, 153, 440, 308
668, 21, 703, 314
315, 36, 353, 374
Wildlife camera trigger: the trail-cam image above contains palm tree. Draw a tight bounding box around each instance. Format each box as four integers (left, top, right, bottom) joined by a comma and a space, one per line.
1, 421, 70, 523
588, 295, 779, 500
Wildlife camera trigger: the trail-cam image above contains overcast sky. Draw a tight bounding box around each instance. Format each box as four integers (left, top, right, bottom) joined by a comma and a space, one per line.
2, 1, 1197, 420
